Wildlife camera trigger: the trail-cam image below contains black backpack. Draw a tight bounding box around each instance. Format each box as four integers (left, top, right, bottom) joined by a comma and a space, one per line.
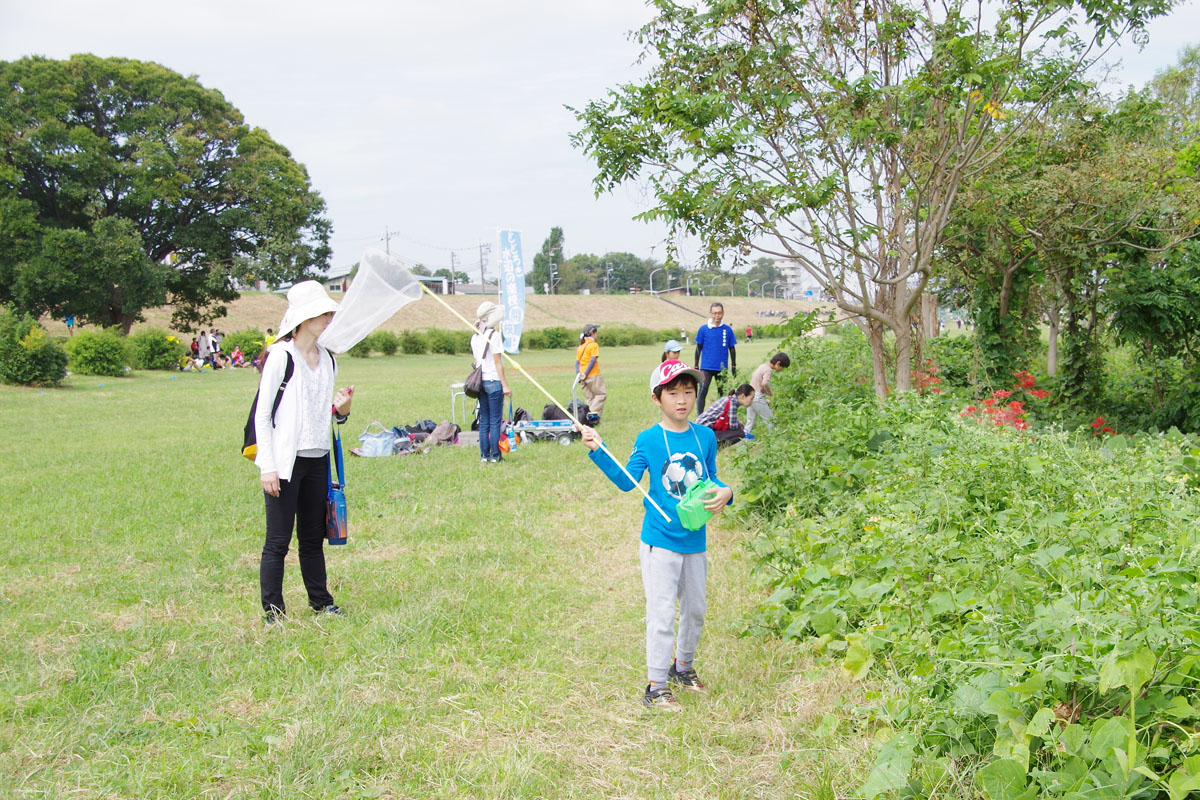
242, 352, 295, 461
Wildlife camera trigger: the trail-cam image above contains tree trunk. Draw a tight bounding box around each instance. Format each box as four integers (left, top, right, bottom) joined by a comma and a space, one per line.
921, 293, 939, 339
868, 319, 888, 399
1046, 305, 1059, 377
894, 319, 913, 393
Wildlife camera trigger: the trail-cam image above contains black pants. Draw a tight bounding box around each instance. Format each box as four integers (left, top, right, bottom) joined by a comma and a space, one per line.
260, 454, 335, 614
697, 369, 724, 412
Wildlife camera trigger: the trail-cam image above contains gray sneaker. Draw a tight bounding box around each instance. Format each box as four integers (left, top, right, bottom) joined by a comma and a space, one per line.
668, 663, 706, 693
642, 683, 682, 712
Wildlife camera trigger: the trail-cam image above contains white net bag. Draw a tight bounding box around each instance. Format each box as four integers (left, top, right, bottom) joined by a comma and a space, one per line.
318, 248, 423, 353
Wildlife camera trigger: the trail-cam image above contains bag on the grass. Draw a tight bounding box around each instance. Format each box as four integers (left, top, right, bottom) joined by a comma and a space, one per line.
241, 352, 295, 461
357, 421, 398, 457
543, 403, 568, 421
326, 426, 348, 545
427, 421, 460, 446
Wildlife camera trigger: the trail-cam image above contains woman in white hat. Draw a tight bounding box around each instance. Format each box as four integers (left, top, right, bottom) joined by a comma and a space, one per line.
471, 301, 510, 463
255, 280, 355, 623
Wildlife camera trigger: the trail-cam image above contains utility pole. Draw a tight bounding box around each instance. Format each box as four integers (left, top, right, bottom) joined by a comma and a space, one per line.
478, 242, 491, 288
382, 225, 399, 255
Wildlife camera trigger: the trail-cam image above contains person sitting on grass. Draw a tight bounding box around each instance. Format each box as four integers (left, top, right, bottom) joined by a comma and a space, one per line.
576, 360, 733, 712
696, 387, 747, 447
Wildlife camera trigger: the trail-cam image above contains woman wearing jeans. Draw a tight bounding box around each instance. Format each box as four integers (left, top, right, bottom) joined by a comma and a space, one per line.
470, 302, 510, 463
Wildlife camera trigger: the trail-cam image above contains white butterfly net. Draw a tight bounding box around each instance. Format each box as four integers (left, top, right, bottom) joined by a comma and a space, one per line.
318, 248, 423, 353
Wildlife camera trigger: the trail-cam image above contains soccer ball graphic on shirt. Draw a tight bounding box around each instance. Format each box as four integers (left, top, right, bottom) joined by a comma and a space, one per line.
661, 451, 704, 498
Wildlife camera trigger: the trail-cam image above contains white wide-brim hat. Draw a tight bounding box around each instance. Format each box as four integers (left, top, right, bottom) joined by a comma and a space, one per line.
476, 301, 504, 329
277, 280, 340, 339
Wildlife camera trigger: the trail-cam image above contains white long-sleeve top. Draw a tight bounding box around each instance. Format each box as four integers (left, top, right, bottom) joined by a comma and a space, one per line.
254, 340, 338, 481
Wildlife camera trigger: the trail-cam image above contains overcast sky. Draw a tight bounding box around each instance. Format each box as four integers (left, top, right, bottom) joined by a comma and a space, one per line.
2, 0, 1198, 280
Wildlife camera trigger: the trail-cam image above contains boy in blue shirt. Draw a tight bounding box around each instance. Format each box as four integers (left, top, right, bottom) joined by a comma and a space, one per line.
577, 360, 734, 711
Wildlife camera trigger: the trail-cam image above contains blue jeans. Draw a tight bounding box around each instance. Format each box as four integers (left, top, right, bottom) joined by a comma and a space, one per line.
479, 380, 504, 459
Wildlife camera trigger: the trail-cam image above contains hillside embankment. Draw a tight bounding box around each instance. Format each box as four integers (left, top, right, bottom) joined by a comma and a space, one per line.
46, 292, 830, 338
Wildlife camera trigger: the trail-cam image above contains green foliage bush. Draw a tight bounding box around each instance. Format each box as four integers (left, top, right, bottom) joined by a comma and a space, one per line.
348, 338, 373, 358
542, 327, 575, 349
522, 329, 547, 349
399, 330, 426, 355
66, 329, 127, 376
738, 340, 1200, 796
221, 329, 266, 361
0, 307, 68, 386
926, 333, 976, 388
372, 331, 400, 356
425, 329, 457, 355
126, 329, 188, 371
448, 330, 473, 354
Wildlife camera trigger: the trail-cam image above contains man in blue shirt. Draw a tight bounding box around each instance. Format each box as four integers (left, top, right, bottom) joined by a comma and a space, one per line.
693, 302, 737, 411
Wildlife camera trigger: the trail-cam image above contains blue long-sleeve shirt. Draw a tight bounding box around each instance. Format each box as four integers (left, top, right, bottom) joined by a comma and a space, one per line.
588, 422, 731, 553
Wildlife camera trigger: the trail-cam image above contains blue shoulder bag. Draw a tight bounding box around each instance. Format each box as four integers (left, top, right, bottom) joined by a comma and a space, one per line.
326, 425, 348, 545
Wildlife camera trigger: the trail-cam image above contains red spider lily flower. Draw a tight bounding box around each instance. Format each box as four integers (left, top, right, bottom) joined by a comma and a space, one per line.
1029, 389, 1050, 400
993, 389, 1013, 399
1091, 417, 1105, 429
1102, 427, 1114, 435
983, 398, 996, 407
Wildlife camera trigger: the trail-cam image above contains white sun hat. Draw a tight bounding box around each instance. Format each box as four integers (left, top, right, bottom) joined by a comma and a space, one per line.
476, 301, 504, 329
277, 281, 340, 339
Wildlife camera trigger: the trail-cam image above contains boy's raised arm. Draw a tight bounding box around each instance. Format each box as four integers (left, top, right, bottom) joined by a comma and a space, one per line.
578, 424, 647, 492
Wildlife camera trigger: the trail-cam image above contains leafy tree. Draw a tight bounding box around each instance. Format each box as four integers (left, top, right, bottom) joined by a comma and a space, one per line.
574, 0, 1174, 397
432, 267, 469, 282
0, 54, 331, 332
529, 227, 565, 294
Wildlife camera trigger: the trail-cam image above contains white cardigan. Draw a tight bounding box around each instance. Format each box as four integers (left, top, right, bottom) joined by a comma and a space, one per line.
254, 341, 338, 481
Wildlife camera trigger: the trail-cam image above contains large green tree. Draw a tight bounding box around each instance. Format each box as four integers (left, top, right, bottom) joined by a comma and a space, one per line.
0, 54, 331, 332
574, 0, 1175, 397
528, 227, 565, 294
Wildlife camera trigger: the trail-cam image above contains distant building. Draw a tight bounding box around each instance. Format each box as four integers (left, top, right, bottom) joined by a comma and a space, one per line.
453, 282, 499, 296
324, 264, 354, 293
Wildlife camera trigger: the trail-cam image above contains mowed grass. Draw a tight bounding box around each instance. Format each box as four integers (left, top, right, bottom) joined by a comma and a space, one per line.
1, 341, 868, 799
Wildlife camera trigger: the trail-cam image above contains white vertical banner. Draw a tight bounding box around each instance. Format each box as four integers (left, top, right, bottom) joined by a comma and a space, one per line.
497, 229, 525, 353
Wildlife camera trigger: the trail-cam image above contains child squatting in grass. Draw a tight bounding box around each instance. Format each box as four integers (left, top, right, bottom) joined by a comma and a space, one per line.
577, 360, 734, 711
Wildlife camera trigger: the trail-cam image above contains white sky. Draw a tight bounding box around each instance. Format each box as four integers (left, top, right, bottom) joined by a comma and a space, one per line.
1, 0, 1198, 279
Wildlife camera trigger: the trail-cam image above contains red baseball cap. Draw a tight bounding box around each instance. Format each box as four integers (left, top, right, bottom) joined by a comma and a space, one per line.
650, 359, 703, 391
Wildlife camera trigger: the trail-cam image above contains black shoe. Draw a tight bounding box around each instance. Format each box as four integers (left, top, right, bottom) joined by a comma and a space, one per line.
642, 683, 682, 711
668, 662, 706, 692
312, 604, 346, 617
263, 609, 286, 626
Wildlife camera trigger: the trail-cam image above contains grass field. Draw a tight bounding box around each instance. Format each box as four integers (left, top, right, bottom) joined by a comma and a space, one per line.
1, 341, 868, 799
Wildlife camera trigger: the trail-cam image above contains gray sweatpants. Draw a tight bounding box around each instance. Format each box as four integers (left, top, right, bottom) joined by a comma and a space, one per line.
640, 542, 708, 684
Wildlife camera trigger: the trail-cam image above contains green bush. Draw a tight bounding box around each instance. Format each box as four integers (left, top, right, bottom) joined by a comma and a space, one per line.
449, 330, 473, 354
542, 327, 574, 349
127, 329, 187, 370
521, 329, 546, 350
66, 329, 127, 376
372, 331, 400, 356
738, 344, 1200, 796
0, 307, 68, 386
348, 338, 373, 358
425, 329, 457, 355
927, 333, 976, 388
221, 329, 267, 361
399, 330, 427, 355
